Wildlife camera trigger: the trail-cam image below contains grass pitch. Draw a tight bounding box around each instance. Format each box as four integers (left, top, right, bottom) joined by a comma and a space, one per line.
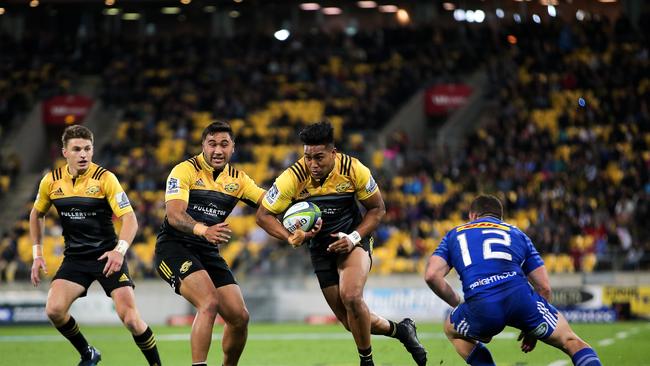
0, 322, 647, 365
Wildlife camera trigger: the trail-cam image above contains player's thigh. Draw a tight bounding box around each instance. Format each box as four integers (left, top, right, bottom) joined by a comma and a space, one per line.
179, 269, 219, 308
444, 314, 459, 339
97, 260, 134, 297
47, 279, 86, 313
508, 287, 559, 340
110, 286, 139, 315
155, 243, 205, 296
444, 314, 479, 359
214, 284, 248, 324
321, 285, 348, 322
449, 301, 499, 343
310, 250, 340, 289
337, 247, 371, 296
201, 254, 237, 289
542, 311, 587, 354
51, 258, 96, 297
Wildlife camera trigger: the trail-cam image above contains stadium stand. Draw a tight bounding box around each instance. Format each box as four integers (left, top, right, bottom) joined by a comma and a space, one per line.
1, 14, 648, 282
372, 18, 650, 274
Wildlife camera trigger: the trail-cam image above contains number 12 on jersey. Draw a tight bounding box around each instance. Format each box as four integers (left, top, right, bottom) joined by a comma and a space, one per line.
458, 229, 512, 267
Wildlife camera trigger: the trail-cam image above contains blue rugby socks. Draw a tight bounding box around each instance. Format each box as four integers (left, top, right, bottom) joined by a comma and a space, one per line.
466, 342, 495, 366
572, 347, 602, 366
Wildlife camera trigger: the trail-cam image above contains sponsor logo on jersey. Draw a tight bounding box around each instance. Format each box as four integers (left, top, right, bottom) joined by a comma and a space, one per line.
167, 177, 180, 194
469, 271, 517, 290
531, 322, 548, 338
265, 183, 280, 205
365, 176, 377, 194
336, 182, 351, 193
116, 192, 131, 209
53, 187, 64, 196
180, 261, 192, 274
224, 182, 239, 193
298, 188, 310, 199
118, 273, 130, 282
85, 185, 100, 195
191, 203, 227, 217
60, 208, 97, 220
456, 222, 511, 232
195, 178, 205, 187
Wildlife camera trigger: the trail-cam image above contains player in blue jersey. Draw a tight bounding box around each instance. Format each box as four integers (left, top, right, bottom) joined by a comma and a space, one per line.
425, 195, 602, 366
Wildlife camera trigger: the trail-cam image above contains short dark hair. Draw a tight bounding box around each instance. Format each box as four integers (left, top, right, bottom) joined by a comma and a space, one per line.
201, 121, 234, 142
62, 125, 93, 147
469, 194, 503, 219
299, 121, 334, 146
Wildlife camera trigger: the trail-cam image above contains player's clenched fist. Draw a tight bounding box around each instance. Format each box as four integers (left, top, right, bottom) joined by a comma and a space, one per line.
288, 217, 322, 247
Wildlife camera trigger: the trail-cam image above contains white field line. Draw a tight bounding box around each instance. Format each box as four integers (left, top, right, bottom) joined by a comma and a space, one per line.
597, 338, 615, 346
547, 361, 569, 366
0, 331, 517, 343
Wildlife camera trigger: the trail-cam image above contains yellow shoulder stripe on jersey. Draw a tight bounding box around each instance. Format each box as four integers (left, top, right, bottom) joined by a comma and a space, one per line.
297, 162, 308, 180
187, 157, 200, 172
228, 165, 239, 178
339, 154, 352, 176
52, 167, 63, 181
92, 166, 107, 180
456, 222, 511, 232
289, 162, 307, 182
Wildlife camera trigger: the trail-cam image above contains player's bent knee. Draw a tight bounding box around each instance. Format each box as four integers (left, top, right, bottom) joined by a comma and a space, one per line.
45, 303, 67, 323
226, 308, 249, 329
443, 321, 456, 338
340, 291, 363, 309
121, 309, 141, 332
197, 296, 220, 316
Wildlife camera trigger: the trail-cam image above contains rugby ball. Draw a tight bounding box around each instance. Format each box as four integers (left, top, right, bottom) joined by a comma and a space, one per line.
282, 202, 321, 233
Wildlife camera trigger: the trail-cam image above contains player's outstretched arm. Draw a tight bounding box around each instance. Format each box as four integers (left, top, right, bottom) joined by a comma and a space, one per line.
424, 255, 461, 307
527, 266, 552, 301
29, 207, 47, 286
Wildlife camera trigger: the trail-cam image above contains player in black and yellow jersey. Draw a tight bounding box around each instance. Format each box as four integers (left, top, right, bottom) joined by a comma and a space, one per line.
256, 121, 428, 366
155, 121, 265, 366
29, 125, 161, 366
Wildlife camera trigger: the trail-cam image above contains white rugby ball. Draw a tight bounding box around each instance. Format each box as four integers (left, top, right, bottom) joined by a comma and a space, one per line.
282, 201, 321, 233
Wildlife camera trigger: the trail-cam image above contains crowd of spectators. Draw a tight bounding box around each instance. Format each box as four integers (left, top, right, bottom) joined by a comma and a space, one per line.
375, 17, 649, 273
1, 17, 648, 282
0, 31, 101, 198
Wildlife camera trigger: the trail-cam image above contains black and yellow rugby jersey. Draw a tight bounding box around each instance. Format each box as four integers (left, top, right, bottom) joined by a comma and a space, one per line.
158, 153, 265, 250
262, 153, 379, 250
33, 163, 133, 259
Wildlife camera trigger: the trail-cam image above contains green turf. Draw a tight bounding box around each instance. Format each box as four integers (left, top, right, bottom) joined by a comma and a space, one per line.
0, 322, 648, 365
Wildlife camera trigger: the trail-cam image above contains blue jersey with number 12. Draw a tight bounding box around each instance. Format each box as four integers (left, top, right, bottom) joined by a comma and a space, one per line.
433, 216, 544, 301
